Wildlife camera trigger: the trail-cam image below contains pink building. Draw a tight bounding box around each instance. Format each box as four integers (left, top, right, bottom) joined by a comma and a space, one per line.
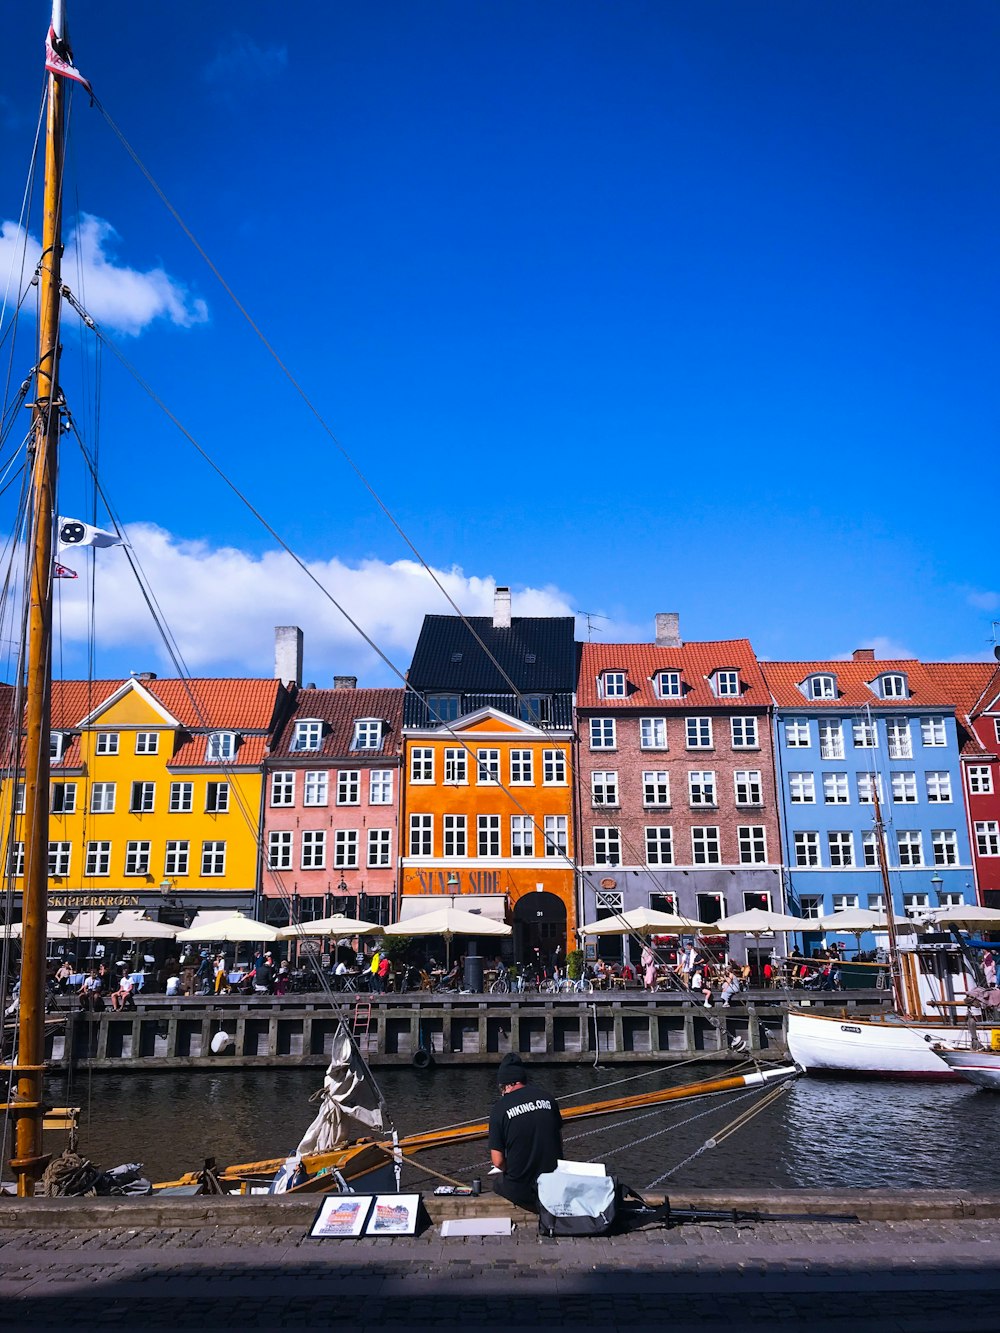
261, 680, 404, 926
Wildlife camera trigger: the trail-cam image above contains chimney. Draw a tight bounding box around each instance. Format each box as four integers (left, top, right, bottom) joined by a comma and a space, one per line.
333, 675, 358, 690
852, 648, 875, 661
274, 625, 303, 686
654, 612, 681, 648
493, 585, 512, 630
136, 671, 157, 682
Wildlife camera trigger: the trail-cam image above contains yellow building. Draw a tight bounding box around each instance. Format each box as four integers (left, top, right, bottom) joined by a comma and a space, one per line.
3, 675, 292, 916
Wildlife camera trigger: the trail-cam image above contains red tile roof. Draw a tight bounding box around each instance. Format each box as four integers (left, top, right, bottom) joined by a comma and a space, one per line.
270, 687, 405, 759
577, 640, 769, 710
760, 659, 970, 710
50, 677, 284, 731
924, 663, 1000, 716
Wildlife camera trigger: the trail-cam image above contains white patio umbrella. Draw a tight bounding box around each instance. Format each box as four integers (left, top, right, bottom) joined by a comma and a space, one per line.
3, 917, 77, 940
175, 913, 282, 943
385, 905, 510, 967
579, 906, 710, 936
92, 911, 180, 940
930, 904, 1000, 930
711, 908, 808, 935
278, 914, 381, 939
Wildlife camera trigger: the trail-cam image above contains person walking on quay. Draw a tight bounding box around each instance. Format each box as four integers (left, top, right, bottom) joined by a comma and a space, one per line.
488, 1053, 563, 1213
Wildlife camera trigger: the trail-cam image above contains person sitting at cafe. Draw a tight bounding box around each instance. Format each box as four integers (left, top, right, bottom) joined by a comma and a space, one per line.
79, 969, 103, 1011
109, 970, 136, 1011
719, 968, 742, 1007
53, 959, 74, 992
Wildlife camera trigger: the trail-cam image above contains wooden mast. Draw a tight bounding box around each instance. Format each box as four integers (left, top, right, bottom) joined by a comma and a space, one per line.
871, 784, 907, 1017
10, 0, 67, 1197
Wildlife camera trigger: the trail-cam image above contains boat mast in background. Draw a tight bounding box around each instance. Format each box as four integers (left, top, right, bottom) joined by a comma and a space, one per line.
10, 0, 69, 1197
871, 784, 906, 1017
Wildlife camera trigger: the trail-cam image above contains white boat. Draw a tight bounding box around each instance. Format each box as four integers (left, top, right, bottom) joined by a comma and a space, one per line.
933, 1047, 1000, 1091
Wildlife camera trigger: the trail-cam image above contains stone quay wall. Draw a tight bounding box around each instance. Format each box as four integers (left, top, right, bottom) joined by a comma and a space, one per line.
44, 991, 887, 1072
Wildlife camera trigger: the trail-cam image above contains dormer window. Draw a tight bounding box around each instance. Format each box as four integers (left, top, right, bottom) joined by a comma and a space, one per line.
206, 731, 237, 763
807, 674, 837, 701
877, 673, 908, 700
655, 670, 682, 699
519, 695, 552, 724
428, 694, 460, 723
602, 671, 627, 698
714, 670, 740, 698
291, 719, 323, 752
352, 719, 384, 751
49, 732, 65, 762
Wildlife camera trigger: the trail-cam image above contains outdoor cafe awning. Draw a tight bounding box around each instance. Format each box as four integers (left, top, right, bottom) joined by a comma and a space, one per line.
398, 895, 507, 924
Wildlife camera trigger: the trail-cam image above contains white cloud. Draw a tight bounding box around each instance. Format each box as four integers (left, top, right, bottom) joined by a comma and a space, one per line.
967, 589, 1000, 613
50, 525, 635, 681
0, 215, 207, 336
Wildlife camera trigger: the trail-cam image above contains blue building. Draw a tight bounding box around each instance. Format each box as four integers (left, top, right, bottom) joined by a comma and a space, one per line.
763, 652, 974, 947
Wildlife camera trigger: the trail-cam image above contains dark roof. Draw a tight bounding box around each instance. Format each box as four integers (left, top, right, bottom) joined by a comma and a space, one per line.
407, 616, 577, 693
269, 687, 404, 760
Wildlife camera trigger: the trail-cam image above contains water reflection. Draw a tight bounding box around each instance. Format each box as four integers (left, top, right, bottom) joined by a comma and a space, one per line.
39, 1064, 999, 1192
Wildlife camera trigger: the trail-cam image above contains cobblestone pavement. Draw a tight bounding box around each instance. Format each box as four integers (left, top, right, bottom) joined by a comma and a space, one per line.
3, 1217, 1000, 1331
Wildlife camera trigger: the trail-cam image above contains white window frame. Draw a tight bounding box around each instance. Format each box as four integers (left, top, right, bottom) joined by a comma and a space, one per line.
304, 771, 330, 807
896, 830, 924, 867
734, 770, 762, 806
478, 815, 500, 857
691, 826, 721, 865
642, 770, 670, 806
862, 831, 879, 868
809, 674, 836, 700
206, 731, 236, 763
205, 781, 229, 813
267, 830, 292, 871
165, 840, 190, 876
640, 717, 667, 750
738, 825, 767, 864
336, 771, 359, 806
856, 771, 881, 804
135, 731, 159, 755
95, 732, 119, 756
968, 766, 993, 795
823, 772, 850, 805
832, 893, 860, 913
130, 781, 155, 814
85, 840, 110, 876
51, 782, 77, 815
444, 748, 468, 784
48, 841, 71, 876
794, 831, 819, 867
715, 670, 740, 697
903, 891, 930, 918
731, 716, 758, 749
409, 814, 433, 857
593, 826, 621, 865
645, 826, 673, 865
510, 749, 534, 785
686, 717, 713, 749
880, 673, 908, 699
602, 670, 627, 698
688, 770, 716, 807
852, 719, 878, 749
890, 771, 918, 804
543, 815, 567, 858
510, 815, 534, 857
887, 719, 912, 760
476, 749, 500, 783
367, 828, 392, 868
443, 814, 467, 857
788, 772, 815, 804
369, 769, 393, 804
656, 670, 682, 698
921, 717, 947, 748
352, 719, 383, 751
125, 840, 151, 875
410, 747, 435, 784
785, 720, 811, 748
269, 772, 295, 806
90, 782, 116, 814
818, 720, 844, 760
542, 749, 567, 784
932, 829, 958, 866
291, 720, 323, 753
201, 840, 227, 876
975, 821, 1000, 857
827, 831, 854, 867
589, 718, 616, 750
302, 829, 328, 870
925, 771, 952, 803
333, 830, 358, 869
170, 781, 194, 813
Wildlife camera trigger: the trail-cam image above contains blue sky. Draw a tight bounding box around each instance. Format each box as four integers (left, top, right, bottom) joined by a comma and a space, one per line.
1, 2, 998, 684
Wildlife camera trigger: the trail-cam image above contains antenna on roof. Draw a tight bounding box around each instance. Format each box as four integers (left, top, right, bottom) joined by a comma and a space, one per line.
578, 611, 609, 642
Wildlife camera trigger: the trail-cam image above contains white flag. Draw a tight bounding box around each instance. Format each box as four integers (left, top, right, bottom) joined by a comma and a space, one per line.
57, 517, 123, 552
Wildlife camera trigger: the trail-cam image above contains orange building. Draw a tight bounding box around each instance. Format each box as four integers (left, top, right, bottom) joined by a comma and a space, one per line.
400, 594, 578, 960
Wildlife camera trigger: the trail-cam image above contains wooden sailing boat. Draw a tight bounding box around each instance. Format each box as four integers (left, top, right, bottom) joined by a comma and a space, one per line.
786, 787, 995, 1079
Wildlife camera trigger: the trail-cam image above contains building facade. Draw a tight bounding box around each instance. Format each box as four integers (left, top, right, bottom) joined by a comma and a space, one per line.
400, 590, 577, 957
576, 617, 781, 960
6, 675, 292, 916
261, 682, 404, 926
764, 651, 975, 935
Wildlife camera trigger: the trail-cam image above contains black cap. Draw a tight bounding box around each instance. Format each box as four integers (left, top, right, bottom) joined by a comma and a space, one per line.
497, 1053, 528, 1088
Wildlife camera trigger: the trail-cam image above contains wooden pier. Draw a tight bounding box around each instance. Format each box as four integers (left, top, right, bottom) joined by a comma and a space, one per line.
43, 991, 889, 1072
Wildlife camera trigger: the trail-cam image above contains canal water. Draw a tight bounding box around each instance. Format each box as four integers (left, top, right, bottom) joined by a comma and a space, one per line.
36, 1062, 999, 1193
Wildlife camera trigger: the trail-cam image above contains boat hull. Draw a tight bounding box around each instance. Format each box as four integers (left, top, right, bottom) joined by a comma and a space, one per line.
936, 1049, 1000, 1091
786, 1010, 996, 1080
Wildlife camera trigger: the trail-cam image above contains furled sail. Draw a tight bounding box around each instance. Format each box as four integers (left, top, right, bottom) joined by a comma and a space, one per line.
296, 1023, 386, 1155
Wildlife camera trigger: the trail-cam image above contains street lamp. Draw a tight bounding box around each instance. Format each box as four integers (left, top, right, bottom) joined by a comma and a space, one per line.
930, 871, 944, 903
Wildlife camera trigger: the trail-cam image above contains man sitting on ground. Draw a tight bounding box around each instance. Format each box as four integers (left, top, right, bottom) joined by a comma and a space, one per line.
488, 1053, 563, 1213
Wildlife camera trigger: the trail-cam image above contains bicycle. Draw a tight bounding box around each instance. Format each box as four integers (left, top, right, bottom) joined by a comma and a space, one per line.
489, 974, 511, 994
555, 976, 593, 995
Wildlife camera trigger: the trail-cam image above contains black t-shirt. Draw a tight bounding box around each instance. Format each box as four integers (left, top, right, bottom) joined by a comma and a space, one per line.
488, 1081, 563, 1185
